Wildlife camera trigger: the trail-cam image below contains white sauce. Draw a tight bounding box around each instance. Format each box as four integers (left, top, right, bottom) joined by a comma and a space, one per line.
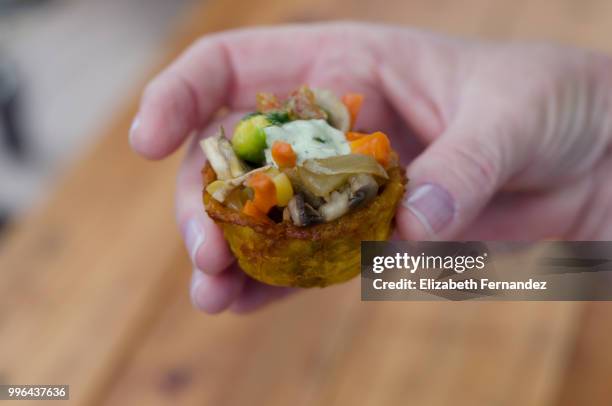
264, 119, 349, 166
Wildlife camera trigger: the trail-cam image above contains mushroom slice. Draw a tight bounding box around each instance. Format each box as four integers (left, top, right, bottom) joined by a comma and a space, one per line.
288, 193, 323, 227
282, 206, 292, 223
348, 174, 379, 209
313, 88, 351, 133
201, 135, 231, 180
319, 190, 350, 222
302, 189, 325, 209
207, 165, 271, 203
217, 132, 247, 178
200, 130, 247, 180
283, 168, 325, 208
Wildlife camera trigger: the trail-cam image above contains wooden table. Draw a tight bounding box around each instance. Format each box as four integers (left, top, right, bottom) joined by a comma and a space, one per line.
1, 0, 611, 405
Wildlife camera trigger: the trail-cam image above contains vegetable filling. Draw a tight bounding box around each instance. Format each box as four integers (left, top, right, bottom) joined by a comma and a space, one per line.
201, 85, 398, 227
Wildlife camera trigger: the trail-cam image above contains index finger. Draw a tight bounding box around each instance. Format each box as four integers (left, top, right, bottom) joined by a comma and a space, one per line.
129, 25, 329, 160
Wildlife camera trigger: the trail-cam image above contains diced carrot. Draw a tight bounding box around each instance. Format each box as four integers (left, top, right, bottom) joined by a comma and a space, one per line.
350, 131, 392, 167
271, 141, 297, 168
342, 93, 364, 129
247, 172, 277, 213
346, 131, 368, 141
242, 200, 267, 220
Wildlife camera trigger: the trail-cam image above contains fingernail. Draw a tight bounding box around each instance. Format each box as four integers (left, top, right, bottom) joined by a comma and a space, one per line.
129, 115, 140, 144
403, 183, 455, 235
182, 217, 205, 266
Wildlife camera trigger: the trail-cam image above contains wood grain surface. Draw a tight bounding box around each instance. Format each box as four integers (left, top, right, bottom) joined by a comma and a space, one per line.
1, 0, 611, 405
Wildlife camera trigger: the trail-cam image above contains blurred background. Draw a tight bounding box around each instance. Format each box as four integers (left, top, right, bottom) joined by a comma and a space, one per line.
0, 0, 193, 231
1, 0, 611, 405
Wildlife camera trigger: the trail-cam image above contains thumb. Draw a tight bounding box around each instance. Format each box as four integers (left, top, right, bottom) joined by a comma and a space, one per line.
396, 111, 529, 240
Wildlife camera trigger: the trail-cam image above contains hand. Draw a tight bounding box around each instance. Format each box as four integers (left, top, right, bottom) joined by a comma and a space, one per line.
129, 23, 612, 314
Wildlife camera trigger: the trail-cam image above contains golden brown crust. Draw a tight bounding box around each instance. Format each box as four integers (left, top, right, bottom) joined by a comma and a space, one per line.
202, 161, 407, 287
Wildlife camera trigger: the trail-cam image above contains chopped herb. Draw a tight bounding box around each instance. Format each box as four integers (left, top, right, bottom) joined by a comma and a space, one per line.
313, 136, 327, 143
265, 111, 291, 125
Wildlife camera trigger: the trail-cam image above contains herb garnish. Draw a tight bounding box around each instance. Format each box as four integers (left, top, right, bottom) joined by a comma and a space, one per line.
265, 111, 291, 125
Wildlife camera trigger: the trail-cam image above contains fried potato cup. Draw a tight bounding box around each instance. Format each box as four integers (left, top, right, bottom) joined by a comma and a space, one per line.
202, 162, 406, 288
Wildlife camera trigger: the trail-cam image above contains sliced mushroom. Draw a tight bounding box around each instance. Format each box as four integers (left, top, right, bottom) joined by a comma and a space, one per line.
302, 188, 325, 209
313, 88, 350, 132
207, 165, 271, 203
283, 168, 325, 208
319, 190, 350, 222
200, 130, 247, 180
217, 131, 247, 178
348, 174, 379, 209
282, 206, 292, 223
201, 135, 230, 180
207, 182, 233, 203
288, 193, 323, 227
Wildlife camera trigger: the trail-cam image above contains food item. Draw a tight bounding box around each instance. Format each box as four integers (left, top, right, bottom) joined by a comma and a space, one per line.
349, 131, 392, 167
242, 200, 268, 222
272, 173, 294, 207
247, 172, 277, 214
342, 93, 364, 129
232, 115, 270, 164
271, 141, 297, 169
201, 86, 407, 287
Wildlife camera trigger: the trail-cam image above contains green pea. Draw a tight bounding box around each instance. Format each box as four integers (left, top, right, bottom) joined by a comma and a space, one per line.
232, 115, 270, 164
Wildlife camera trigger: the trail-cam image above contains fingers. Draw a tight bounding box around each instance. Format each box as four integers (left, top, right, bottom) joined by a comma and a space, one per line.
179, 113, 243, 315
176, 113, 245, 274
378, 63, 445, 143
190, 265, 246, 314
130, 25, 327, 160
130, 37, 231, 160
396, 106, 533, 240
179, 110, 297, 314
190, 266, 296, 315
459, 185, 588, 240
229, 279, 296, 314
130, 71, 215, 159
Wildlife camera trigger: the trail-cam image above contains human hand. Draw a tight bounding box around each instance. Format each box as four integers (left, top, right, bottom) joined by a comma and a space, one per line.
129, 23, 612, 314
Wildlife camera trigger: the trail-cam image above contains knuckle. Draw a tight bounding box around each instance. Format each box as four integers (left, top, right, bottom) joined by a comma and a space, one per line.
447, 139, 502, 193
